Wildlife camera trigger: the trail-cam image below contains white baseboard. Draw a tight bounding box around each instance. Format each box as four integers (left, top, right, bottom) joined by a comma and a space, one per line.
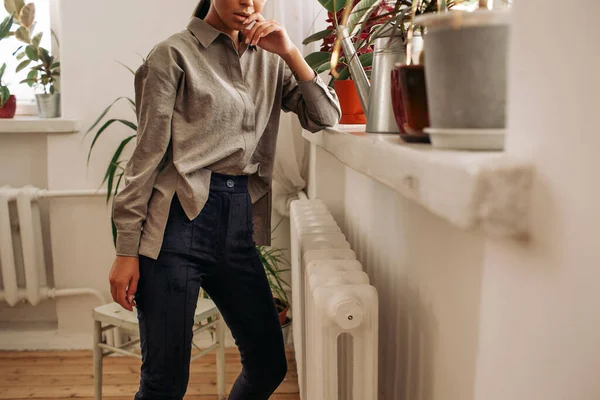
0, 325, 292, 351
0, 328, 238, 351
0, 329, 93, 350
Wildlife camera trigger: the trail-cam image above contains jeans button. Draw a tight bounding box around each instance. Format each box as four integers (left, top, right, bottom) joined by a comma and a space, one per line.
226, 179, 235, 188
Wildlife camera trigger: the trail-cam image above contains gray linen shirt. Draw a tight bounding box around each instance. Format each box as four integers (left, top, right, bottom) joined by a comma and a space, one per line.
112, 17, 341, 260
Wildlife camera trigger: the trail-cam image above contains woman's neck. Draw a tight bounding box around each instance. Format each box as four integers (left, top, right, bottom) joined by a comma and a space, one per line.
204, 9, 240, 46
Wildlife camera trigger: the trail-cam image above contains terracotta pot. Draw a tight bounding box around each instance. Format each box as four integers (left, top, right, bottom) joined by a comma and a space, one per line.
333, 79, 367, 124
0, 95, 16, 119
274, 298, 289, 326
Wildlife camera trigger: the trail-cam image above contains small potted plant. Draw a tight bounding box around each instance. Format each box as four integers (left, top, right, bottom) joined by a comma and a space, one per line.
0, 63, 16, 118
257, 233, 292, 341
414, 0, 511, 149
19, 45, 61, 118
303, 0, 395, 124
6, 0, 61, 118
0, 14, 16, 118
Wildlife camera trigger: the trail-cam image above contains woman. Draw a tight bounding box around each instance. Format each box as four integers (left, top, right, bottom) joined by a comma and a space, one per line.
108, 0, 341, 398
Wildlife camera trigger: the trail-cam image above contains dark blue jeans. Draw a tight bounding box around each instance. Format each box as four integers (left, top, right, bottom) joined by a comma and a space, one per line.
134, 173, 287, 400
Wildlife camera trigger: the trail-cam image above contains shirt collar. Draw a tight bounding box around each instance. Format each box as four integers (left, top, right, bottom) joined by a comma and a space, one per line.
187, 17, 256, 51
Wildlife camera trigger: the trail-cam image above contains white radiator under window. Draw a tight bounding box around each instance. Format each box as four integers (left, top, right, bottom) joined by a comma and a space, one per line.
290, 197, 379, 400
0, 185, 106, 307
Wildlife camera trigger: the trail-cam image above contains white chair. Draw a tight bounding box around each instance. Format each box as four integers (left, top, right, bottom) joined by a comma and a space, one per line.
92, 298, 226, 400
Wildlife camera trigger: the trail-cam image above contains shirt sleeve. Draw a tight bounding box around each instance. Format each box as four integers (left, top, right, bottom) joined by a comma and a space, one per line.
111, 64, 179, 257
281, 61, 342, 133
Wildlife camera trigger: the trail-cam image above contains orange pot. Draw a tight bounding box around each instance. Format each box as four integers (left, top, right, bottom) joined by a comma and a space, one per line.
334, 79, 367, 124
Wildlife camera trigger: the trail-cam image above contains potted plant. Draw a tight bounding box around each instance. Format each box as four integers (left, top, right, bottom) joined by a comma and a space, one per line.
303, 0, 396, 124
0, 14, 16, 118
5, 0, 61, 118
413, 0, 511, 150
86, 61, 294, 341
256, 222, 292, 341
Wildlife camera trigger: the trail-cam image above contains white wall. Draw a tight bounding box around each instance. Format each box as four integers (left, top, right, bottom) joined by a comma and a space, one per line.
474, 1, 600, 399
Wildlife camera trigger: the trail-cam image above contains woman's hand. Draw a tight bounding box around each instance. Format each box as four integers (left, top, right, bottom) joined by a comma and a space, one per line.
109, 256, 139, 312
242, 13, 295, 57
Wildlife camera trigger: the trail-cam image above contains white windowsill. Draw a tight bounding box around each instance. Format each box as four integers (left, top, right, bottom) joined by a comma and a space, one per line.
304, 125, 534, 240
0, 117, 79, 134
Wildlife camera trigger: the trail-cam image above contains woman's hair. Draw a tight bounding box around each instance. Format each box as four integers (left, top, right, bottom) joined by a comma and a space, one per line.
193, 0, 210, 19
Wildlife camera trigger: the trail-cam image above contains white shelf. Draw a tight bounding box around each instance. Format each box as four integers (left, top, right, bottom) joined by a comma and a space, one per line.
304, 125, 534, 239
0, 117, 79, 134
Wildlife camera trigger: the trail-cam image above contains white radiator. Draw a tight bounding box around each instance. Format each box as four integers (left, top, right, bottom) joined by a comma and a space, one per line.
291, 197, 379, 400
0, 185, 106, 307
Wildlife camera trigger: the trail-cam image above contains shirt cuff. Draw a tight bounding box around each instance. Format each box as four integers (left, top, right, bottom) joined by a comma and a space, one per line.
297, 70, 335, 106
115, 230, 142, 257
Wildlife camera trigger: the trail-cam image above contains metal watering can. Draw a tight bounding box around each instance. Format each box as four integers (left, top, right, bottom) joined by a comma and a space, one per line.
336, 24, 423, 133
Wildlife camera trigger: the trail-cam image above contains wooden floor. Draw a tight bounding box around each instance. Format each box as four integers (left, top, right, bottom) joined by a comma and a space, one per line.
0, 348, 300, 399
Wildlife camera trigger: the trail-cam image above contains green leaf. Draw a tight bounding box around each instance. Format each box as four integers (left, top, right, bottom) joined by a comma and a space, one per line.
316, 62, 331, 74
14, 25, 30, 43
16, 58, 30, 72
19, 78, 35, 86
337, 66, 350, 80
101, 135, 136, 188
113, 171, 124, 200
0, 14, 13, 40
0, 86, 9, 107
4, 0, 24, 16
116, 61, 136, 75
85, 97, 136, 138
359, 51, 374, 68
305, 51, 332, 71
32, 31, 42, 47
39, 47, 51, 65
18, 2, 35, 28
50, 61, 60, 70
318, 0, 348, 13
347, 0, 383, 36
0, 63, 6, 79
87, 119, 137, 165
16, 51, 24, 60
302, 29, 333, 46
49, 85, 55, 95
25, 45, 38, 61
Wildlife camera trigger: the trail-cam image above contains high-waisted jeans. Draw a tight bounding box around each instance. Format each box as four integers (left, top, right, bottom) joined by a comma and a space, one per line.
134, 172, 287, 400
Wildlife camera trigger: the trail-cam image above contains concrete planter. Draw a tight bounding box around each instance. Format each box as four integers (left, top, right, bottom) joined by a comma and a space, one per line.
415, 10, 510, 130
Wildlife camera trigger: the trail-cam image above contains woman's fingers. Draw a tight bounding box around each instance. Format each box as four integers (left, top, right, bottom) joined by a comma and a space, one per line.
117, 282, 133, 311
244, 20, 267, 45
253, 24, 282, 46
250, 22, 279, 46
242, 11, 264, 25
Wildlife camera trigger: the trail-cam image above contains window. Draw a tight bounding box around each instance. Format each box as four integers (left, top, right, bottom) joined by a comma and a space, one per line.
1, 0, 52, 113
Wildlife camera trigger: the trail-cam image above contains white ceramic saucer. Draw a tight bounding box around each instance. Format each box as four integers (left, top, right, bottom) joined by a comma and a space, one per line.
424, 127, 506, 151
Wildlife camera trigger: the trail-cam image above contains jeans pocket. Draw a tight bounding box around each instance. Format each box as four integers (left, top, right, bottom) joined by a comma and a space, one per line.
161, 195, 193, 254
246, 192, 256, 246
190, 192, 220, 257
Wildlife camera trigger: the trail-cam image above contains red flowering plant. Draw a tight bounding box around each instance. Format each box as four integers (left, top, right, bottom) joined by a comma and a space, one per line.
303, 0, 464, 83
304, 0, 396, 82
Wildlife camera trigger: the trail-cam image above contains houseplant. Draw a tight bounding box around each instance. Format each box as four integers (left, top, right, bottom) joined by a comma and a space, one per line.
5, 0, 61, 118
0, 13, 16, 118
414, 0, 511, 150
86, 62, 293, 339
303, 0, 396, 124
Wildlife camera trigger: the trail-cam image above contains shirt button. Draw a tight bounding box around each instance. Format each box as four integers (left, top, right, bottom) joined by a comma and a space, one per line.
226, 179, 235, 188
